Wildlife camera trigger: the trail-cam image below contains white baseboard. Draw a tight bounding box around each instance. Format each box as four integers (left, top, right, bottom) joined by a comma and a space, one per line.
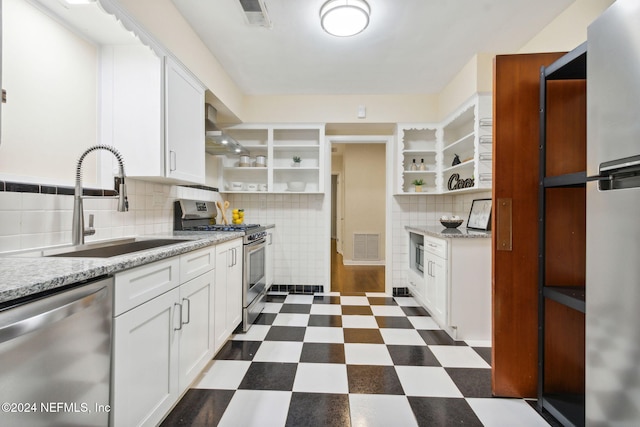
342, 259, 385, 266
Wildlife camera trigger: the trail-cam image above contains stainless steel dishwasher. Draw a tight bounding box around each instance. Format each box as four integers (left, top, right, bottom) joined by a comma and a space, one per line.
0, 277, 113, 427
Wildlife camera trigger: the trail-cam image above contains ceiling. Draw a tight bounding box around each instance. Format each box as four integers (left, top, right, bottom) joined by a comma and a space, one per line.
171, 0, 575, 96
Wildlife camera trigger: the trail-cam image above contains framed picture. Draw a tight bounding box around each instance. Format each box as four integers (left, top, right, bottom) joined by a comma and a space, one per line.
467, 198, 492, 231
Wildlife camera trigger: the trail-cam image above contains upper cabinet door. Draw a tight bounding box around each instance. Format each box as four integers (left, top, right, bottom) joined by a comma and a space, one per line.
103, 49, 205, 184
165, 57, 205, 184
106, 44, 164, 178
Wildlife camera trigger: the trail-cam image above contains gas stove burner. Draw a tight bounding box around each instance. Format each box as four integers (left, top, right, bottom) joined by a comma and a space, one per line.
193, 224, 261, 232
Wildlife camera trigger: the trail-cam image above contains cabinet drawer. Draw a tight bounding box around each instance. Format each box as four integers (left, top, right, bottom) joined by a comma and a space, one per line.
180, 246, 215, 283
114, 258, 181, 316
424, 236, 448, 259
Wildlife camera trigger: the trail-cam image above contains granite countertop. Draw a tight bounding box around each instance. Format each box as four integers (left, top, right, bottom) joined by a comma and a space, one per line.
0, 231, 244, 305
405, 225, 492, 239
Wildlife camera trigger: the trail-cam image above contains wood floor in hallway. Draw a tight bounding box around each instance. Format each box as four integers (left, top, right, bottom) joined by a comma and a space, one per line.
330, 239, 385, 293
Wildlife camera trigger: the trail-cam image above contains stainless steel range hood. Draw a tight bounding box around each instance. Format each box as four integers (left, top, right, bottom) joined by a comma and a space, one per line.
205, 104, 249, 155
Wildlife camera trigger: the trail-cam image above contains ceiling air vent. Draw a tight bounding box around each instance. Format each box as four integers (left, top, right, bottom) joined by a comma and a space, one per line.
238, 0, 272, 28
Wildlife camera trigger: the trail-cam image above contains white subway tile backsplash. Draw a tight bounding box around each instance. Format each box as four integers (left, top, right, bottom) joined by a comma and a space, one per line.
0, 233, 18, 250
1, 192, 23, 211
0, 211, 21, 236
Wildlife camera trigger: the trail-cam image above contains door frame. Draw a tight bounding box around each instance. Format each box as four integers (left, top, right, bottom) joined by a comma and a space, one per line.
331, 172, 344, 253
323, 135, 394, 295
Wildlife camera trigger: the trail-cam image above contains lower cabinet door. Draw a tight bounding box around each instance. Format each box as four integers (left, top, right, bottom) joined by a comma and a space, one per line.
214, 240, 244, 352
227, 242, 243, 331
112, 287, 180, 427
178, 270, 215, 391
423, 254, 448, 328
431, 256, 448, 326
214, 246, 229, 352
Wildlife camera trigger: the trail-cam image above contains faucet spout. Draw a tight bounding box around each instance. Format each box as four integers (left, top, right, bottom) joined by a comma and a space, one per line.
72, 145, 128, 246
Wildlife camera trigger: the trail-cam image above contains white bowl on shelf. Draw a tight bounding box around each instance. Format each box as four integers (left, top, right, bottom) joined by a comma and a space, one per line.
287, 181, 306, 192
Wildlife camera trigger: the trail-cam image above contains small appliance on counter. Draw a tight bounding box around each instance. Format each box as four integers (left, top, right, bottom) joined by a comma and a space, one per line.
174, 200, 267, 332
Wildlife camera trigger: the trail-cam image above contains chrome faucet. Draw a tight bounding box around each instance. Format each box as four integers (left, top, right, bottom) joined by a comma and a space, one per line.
72, 145, 128, 245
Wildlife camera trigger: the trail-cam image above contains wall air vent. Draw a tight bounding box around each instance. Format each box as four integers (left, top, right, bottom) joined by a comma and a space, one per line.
353, 233, 379, 261
238, 0, 272, 28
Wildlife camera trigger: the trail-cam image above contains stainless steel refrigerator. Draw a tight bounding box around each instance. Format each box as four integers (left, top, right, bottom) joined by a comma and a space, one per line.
586, 0, 640, 424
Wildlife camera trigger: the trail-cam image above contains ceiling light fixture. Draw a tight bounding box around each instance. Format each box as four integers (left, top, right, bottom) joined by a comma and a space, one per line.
320, 0, 370, 37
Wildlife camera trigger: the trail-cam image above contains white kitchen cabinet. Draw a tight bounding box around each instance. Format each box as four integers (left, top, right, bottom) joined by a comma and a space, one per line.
177, 269, 215, 391
396, 125, 440, 194
114, 255, 180, 316
165, 57, 205, 183
217, 124, 325, 193
266, 228, 275, 287
101, 45, 205, 184
395, 94, 492, 195
112, 246, 216, 427
423, 236, 448, 327
407, 230, 491, 341
441, 94, 492, 194
214, 238, 243, 352
112, 286, 180, 427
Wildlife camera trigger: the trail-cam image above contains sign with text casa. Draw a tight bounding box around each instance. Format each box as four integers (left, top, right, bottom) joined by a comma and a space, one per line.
447, 173, 474, 191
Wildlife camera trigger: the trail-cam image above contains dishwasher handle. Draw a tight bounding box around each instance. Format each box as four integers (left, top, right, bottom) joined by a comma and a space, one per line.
0, 284, 108, 344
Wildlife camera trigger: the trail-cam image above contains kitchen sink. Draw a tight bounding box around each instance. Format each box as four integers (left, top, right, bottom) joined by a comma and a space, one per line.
41, 237, 193, 258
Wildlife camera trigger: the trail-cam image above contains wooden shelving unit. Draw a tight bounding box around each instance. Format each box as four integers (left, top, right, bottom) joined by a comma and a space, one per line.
537, 41, 587, 427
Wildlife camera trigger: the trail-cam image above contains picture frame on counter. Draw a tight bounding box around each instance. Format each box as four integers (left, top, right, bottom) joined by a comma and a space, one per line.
467, 198, 492, 230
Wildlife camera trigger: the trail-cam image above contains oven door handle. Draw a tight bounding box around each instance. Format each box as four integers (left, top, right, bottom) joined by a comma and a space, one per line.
245, 238, 266, 249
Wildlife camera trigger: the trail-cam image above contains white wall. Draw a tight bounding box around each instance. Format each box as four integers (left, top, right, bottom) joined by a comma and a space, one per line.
518, 0, 614, 53
242, 94, 439, 124
0, 0, 99, 186
342, 144, 386, 263
225, 193, 325, 287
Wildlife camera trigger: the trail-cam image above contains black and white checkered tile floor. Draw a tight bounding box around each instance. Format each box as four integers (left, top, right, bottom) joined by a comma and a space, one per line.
162, 292, 552, 426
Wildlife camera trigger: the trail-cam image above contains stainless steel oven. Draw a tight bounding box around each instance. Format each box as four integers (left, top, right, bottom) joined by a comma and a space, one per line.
409, 232, 425, 275
243, 230, 267, 331
415, 243, 425, 273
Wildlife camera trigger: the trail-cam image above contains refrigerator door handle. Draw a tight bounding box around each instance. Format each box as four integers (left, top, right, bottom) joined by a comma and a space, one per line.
599, 154, 640, 173
596, 155, 640, 191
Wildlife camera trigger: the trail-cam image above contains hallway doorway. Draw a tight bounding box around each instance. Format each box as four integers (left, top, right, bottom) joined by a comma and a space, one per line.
331, 239, 384, 293
329, 140, 386, 293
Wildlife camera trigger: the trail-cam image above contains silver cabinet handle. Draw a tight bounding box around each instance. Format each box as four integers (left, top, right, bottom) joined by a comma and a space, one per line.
169, 151, 177, 171
182, 298, 190, 325
174, 302, 183, 331
232, 247, 238, 266
0, 286, 107, 344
